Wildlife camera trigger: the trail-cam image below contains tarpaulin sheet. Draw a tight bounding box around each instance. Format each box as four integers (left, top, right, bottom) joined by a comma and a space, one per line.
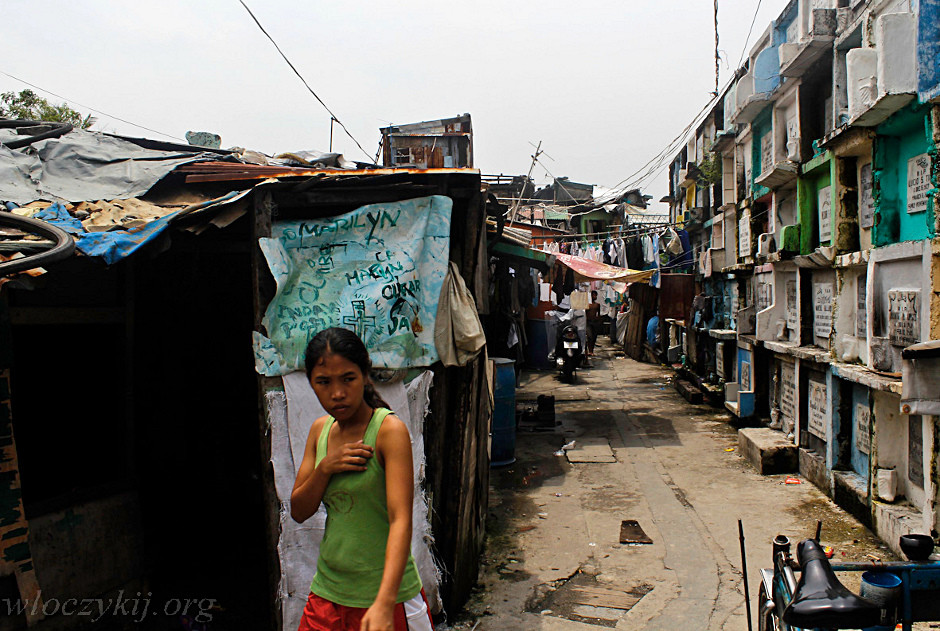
27, 190, 250, 265
254, 196, 452, 376
32, 202, 179, 265
545, 250, 655, 284
0, 129, 212, 205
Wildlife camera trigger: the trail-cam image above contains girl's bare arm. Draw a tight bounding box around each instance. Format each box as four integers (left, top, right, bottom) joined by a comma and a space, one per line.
361, 415, 414, 630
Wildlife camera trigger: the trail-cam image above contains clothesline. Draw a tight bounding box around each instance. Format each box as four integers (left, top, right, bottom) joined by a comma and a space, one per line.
545, 220, 685, 242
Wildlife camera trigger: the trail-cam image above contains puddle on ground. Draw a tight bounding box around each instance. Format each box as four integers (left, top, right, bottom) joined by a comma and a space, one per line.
525, 567, 652, 627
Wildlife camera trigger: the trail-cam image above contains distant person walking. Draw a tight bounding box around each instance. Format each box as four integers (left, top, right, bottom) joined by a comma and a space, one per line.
586, 290, 601, 357
290, 327, 432, 631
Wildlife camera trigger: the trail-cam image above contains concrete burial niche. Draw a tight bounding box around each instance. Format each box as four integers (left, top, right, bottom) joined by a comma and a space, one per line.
726, 341, 756, 418
756, 263, 799, 343
834, 265, 869, 364
868, 240, 930, 373
871, 391, 927, 511
798, 152, 836, 253
810, 268, 837, 350
799, 367, 837, 493
872, 103, 935, 247
773, 356, 800, 436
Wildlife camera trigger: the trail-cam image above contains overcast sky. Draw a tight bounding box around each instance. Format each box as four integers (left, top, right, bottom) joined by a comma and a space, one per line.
2, 1, 790, 209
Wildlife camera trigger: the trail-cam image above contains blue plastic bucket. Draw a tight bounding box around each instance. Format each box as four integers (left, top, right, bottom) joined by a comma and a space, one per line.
860, 571, 901, 631
490, 358, 517, 467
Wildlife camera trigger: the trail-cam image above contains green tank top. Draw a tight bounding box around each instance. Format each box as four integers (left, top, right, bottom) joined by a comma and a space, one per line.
309, 407, 423, 607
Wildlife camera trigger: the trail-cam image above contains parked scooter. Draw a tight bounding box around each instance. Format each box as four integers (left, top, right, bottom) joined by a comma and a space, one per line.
554, 323, 583, 383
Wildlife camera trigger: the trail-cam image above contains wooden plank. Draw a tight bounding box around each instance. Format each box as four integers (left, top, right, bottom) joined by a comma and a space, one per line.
568, 586, 645, 610
0, 366, 44, 626
250, 190, 283, 631
620, 519, 654, 544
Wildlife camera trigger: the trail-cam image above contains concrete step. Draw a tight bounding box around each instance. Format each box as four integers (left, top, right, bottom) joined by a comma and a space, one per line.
674, 378, 703, 405
738, 427, 798, 475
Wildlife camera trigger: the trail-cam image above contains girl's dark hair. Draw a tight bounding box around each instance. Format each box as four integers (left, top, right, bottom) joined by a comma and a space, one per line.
304, 327, 390, 410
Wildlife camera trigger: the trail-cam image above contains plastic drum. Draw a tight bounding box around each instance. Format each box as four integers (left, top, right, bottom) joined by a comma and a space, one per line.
490, 358, 517, 467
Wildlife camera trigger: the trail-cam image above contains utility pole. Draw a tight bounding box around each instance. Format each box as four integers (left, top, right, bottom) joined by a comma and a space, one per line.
713, 0, 720, 96
510, 140, 542, 225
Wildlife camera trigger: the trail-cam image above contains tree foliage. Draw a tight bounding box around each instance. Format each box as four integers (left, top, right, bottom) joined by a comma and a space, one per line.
696, 151, 723, 188
0, 89, 96, 129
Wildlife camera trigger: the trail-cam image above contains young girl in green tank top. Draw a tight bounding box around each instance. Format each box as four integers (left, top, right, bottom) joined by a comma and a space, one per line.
290, 328, 430, 631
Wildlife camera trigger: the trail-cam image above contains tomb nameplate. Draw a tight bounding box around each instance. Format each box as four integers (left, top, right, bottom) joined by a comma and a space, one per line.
888, 289, 919, 347
807, 376, 829, 440
739, 211, 751, 258
856, 277, 867, 338
780, 362, 797, 421
909, 416, 924, 487
761, 132, 773, 176
757, 281, 772, 312
907, 154, 931, 215
855, 403, 871, 455
859, 162, 874, 228
786, 280, 798, 329
814, 282, 833, 338
818, 185, 832, 243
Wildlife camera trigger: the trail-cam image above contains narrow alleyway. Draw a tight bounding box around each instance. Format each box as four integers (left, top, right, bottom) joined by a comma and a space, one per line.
457, 339, 895, 630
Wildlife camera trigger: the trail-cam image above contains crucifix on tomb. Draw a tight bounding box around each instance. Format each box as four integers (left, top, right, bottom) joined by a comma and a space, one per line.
343, 300, 377, 340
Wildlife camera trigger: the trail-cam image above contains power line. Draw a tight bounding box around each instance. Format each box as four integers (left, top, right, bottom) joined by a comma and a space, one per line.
736, 0, 764, 69
598, 1, 767, 206
0, 69, 185, 141
237, 0, 373, 162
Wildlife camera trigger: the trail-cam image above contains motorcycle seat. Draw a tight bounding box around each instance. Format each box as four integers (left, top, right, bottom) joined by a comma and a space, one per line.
782, 539, 882, 630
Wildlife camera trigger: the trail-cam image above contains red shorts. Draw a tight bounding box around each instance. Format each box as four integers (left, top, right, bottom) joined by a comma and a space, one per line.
297, 590, 433, 631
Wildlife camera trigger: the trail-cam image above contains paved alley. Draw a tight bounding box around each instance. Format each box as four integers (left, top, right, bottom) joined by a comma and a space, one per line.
458, 340, 894, 630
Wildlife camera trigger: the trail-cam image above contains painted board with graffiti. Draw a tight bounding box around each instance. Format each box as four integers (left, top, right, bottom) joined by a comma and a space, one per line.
253, 196, 452, 375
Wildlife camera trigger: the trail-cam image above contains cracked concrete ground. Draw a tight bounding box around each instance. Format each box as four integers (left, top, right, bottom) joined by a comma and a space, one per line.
453, 339, 897, 630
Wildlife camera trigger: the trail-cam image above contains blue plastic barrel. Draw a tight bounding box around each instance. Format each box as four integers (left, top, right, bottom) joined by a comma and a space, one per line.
491, 358, 517, 467
525, 318, 555, 369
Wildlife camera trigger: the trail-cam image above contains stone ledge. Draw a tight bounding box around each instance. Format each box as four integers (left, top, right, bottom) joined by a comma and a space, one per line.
829, 362, 902, 394
738, 427, 798, 474
873, 501, 925, 559
833, 470, 871, 528
799, 448, 832, 495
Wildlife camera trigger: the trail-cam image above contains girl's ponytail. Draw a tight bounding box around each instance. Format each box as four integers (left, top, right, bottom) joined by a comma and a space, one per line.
363, 382, 391, 410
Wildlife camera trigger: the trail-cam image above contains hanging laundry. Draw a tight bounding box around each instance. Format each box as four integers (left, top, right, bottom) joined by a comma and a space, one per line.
626, 237, 644, 270
570, 290, 590, 310
539, 282, 551, 303
664, 227, 683, 256
642, 235, 655, 265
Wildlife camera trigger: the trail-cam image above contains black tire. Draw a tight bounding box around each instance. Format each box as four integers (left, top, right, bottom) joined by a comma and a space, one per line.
757, 582, 778, 631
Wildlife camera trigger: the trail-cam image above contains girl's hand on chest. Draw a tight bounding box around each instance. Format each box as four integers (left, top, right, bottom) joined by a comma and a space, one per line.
318, 439, 374, 475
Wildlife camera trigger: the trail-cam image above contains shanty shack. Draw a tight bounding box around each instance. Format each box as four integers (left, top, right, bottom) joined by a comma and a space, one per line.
0, 124, 491, 630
